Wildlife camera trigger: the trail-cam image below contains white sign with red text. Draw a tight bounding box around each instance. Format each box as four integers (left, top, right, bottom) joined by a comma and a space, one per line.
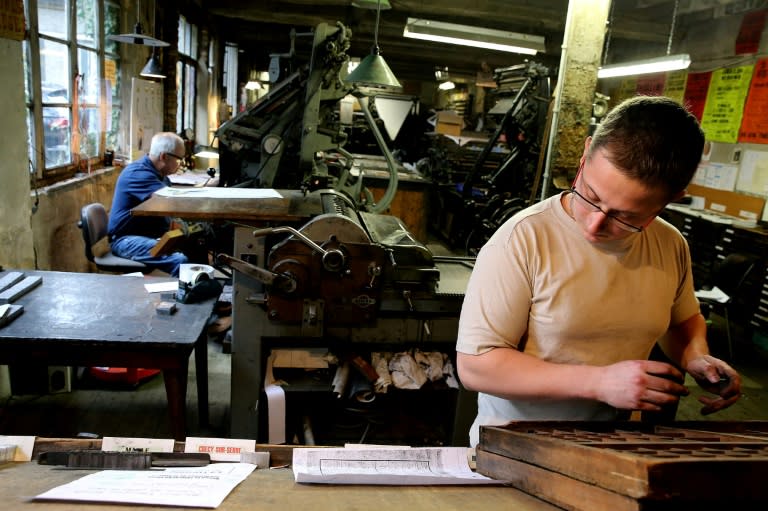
184, 437, 256, 462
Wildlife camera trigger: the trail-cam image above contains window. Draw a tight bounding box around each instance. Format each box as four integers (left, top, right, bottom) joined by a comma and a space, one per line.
176, 15, 197, 135
24, 0, 121, 185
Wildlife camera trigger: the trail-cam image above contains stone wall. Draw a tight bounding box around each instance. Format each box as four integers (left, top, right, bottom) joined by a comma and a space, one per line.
30, 167, 121, 273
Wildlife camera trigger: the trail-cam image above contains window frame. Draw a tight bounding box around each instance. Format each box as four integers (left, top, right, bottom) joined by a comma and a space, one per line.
176, 14, 198, 136
24, 0, 120, 186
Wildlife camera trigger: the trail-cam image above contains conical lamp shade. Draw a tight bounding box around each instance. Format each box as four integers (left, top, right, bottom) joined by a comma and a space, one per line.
345, 49, 401, 90
140, 52, 165, 79
109, 22, 169, 47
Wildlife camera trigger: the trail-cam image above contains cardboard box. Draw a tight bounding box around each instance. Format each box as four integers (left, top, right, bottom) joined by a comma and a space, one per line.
435, 111, 463, 136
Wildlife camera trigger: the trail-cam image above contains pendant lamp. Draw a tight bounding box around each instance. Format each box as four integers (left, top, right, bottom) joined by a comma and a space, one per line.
345, 0, 401, 91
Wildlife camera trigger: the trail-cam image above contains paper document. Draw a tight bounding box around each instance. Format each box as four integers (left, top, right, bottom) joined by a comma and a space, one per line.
292, 447, 501, 485
154, 187, 283, 199
34, 462, 255, 508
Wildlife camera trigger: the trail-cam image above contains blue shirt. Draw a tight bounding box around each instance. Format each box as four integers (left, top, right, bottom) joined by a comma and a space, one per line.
108, 155, 171, 240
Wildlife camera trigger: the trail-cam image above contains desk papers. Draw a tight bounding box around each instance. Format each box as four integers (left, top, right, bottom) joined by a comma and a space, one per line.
154, 187, 283, 199
292, 447, 500, 485
34, 462, 255, 508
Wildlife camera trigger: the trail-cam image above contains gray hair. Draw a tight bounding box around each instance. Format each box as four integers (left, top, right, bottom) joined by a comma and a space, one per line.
149, 132, 183, 157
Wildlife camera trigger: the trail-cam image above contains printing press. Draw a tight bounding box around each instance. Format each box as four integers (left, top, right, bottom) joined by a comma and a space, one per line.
212, 22, 475, 445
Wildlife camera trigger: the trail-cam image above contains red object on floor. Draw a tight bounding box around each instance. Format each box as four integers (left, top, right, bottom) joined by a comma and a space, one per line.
88, 367, 160, 385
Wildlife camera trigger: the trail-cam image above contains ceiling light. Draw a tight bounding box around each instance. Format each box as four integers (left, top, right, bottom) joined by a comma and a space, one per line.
140, 50, 165, 79
403, 18, 545, 55
438, 81, 455, 91
345, 0, 401, 91
598, 0, 689, 79
597, 53, 691, 78
244, 81, 262, 90
351, 0, 391, 9
109, 0, 169, 47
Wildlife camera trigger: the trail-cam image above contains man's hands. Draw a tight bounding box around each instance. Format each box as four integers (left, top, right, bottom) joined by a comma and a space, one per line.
595, 357, 741, 415
685, 354, 742, 415
595, 360, 689, 412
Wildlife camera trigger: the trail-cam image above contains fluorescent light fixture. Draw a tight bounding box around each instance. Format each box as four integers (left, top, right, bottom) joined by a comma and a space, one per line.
244, 81, 262, 90
438, 81, 455, 91
403, 18, 545, 55
597, 53, 691, 79
352, 0, 390, 9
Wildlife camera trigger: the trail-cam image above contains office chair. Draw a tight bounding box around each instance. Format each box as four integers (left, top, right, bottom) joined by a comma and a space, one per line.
697, 253, 757, 360
78, 202, 149, 273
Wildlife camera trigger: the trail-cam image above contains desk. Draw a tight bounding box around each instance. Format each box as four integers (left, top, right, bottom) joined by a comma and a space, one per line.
0, 271, 216, 440
0, 445, 558, 510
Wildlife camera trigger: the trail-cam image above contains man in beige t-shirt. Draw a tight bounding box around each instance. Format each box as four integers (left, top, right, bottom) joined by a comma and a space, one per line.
456, 96, 742, 447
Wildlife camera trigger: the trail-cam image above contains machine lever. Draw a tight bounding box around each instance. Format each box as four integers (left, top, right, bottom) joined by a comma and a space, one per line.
252, 225, 348, 274
252, 226, 328, 256
217, 254, 297, 293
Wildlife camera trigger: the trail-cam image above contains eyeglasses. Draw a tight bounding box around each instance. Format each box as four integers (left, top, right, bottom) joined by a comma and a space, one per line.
166, 152, 185, 161
569, 163, 649, 233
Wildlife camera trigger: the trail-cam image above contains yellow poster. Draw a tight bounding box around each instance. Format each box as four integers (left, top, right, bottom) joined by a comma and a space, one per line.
0, 0, 25, 41
663, 71, 688, 103
700, 64, 754, 143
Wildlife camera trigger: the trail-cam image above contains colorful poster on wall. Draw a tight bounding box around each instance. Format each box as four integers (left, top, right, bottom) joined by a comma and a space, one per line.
735, 9, 767, 55
635, 73, 666, 97
738, 58, 768, 144
0, 0, 24, 41
683, 71, 712, 121
700, 64, 754, 143
663, 71, 688, 103
610, 78, 638, 106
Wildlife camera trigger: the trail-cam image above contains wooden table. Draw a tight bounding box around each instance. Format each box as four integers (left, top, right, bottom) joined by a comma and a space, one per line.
0, 270, 216, 440
131, 188, 323, 223
0, 440, 560, 510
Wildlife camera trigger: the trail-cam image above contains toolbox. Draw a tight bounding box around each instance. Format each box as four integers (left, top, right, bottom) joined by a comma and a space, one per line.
477, 421, 768, 510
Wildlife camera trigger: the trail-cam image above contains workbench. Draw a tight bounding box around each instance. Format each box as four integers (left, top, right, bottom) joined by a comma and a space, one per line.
131, 188, 322, 224
0, 270, 216, 440
0, 440, 558, 510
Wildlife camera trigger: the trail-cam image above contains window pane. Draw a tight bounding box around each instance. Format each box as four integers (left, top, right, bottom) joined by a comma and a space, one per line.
107, 104, 119, 150
78, 106, 100, 157
190, 24, 198, 58
27, 110, 37, 169
43, 105, 71, 168
184, 62, 195, 129
78, 47, 100, 103
104, 1, 119, 54
40, 39, 71, 102
76, 0, 98, 49
23, 40, 31, 103
176, 60, 183, 131
38, 0, 69, 40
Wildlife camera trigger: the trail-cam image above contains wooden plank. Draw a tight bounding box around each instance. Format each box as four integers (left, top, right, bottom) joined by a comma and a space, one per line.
477, 449, 643, 511
0, 271, 24, 293
0, 276, 42, 304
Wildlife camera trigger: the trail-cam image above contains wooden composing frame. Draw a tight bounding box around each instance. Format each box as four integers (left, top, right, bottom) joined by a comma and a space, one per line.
477, 421, 768, 510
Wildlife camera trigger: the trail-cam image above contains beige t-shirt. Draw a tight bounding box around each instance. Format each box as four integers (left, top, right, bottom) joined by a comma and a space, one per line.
457, 193, 700, 446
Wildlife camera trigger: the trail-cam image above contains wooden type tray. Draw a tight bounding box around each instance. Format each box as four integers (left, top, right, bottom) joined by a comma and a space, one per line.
476, 421, 768, 510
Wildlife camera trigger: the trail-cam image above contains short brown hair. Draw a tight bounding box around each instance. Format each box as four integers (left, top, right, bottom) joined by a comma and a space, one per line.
588, 96, 705, 198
